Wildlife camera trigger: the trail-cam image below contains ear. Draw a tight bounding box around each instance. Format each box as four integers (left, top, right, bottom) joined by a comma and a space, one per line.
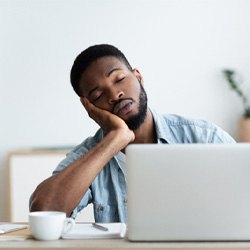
133, 68, 144, 85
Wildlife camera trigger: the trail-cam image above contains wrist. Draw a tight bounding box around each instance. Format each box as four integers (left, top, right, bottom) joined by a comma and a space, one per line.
107, 129, 135, 149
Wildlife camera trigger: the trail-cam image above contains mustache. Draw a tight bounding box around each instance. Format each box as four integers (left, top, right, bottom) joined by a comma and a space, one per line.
112, 98, 133, 114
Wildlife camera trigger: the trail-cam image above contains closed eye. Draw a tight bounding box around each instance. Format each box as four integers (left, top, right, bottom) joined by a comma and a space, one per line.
91, 91, 102, 102
116, 77, 125, 83
93, 94, 102, 102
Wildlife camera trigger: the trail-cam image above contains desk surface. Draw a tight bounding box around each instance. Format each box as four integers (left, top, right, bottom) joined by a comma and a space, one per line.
1, 228, 250, 250
2, 239, 250, 250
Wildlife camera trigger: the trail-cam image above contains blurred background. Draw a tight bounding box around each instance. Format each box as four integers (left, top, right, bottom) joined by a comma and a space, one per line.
1, 0, 250, 221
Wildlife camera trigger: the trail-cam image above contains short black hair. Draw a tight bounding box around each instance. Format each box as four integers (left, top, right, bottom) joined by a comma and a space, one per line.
70, 44, 133, 96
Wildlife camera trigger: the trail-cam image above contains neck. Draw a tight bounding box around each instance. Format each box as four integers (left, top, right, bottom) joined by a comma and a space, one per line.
132, 109, 157, 144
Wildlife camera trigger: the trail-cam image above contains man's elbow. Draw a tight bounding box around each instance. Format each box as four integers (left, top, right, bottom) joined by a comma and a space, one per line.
29, 177, 57, 212
29, 192, 49, 212
29, 191, 73, 217
29, 188, 56, 212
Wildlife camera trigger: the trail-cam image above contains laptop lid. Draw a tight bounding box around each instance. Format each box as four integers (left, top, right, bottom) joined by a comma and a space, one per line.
126, 144, 250, 241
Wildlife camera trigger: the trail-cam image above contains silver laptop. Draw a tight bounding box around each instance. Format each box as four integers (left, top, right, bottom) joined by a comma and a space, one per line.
126, 143, 250, 241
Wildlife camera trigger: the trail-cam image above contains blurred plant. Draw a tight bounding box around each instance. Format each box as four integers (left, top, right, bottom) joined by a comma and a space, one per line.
222, 69, 250, 118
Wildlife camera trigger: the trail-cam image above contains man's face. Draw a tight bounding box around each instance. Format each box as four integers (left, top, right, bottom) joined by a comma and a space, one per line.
79, 56, 148, 130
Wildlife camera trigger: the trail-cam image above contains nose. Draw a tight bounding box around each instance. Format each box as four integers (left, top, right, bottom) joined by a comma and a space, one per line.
108, 89, 124, 104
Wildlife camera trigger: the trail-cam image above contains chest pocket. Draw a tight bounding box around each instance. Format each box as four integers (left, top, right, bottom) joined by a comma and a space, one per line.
93, 203, 120, 223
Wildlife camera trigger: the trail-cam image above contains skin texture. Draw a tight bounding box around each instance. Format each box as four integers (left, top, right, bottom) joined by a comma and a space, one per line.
30, 56, 156, 216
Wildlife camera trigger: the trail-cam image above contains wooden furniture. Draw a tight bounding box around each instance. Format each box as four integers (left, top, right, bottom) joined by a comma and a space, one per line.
1, 227, 250, 250
7, 150, 94, 222
2, 239, 250, 250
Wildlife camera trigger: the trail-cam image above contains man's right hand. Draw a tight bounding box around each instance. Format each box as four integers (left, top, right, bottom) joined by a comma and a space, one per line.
81, 97, 135, 144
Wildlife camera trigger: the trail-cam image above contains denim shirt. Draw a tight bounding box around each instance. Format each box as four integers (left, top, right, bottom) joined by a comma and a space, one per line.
53, 110, 235, 222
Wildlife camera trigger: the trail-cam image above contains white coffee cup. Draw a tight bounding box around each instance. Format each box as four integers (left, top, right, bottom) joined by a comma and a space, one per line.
29, 211, 75, 240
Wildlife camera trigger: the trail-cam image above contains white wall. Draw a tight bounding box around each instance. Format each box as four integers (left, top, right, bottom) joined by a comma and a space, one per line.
1, 0, 250, 220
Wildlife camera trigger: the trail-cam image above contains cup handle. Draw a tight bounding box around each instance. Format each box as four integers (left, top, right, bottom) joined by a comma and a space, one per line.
62, 218, 75, 234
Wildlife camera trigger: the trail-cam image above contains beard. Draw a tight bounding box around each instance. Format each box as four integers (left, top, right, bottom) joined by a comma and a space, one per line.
125, 84, 148, 131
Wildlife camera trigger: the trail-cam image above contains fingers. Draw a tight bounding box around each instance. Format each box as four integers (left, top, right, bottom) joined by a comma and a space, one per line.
80, 97, 98, 115
80, 97, 110, 125
80, 96, 88, 108
79, 97, 130, 134
80, 97, 100, 118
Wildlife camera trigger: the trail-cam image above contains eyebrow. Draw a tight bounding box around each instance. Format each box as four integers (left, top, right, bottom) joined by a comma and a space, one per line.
107, 67, 123, 77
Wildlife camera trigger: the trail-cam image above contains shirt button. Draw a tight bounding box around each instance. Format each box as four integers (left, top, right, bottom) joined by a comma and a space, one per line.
98, 206, 104, 212
123, 198, 127, 204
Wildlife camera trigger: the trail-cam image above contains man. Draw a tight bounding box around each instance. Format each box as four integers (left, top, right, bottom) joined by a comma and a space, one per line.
30, 44, 235, 222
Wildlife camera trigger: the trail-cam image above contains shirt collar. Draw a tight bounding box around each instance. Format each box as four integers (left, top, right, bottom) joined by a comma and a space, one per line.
151, 109, 173, 144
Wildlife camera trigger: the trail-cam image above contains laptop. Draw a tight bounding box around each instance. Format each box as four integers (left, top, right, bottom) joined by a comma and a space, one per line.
126, 143, 250, 241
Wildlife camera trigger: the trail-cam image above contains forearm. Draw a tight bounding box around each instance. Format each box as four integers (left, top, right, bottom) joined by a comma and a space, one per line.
30, 129, 133, 216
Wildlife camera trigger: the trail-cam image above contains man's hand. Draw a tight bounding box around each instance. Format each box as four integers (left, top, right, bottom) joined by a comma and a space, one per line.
80, 97, 135, 143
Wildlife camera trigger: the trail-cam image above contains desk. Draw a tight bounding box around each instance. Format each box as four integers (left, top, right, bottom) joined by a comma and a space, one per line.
1, 229, 250, 250
2, 239, 250, 250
